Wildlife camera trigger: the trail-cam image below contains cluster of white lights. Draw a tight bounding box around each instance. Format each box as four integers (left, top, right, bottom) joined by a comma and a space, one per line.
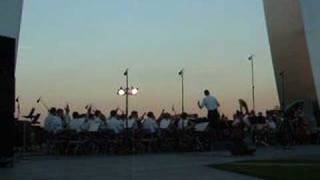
117, 87, 139, 96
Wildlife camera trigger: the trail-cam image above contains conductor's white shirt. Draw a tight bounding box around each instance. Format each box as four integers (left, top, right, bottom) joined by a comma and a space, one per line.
200, 95, 219, 111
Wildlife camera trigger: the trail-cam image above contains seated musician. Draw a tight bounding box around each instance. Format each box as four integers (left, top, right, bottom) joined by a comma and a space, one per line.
86, 110, 103, 132
107, 110, 124, 134
142, 112, 159, 134
230, 113, 256, 156
266, 113, 277, 130
177, 112, 193, 130
44, 108, 56, 132
159, 113, 172, 130
116, 112, 126, 126
80, 114, 94, 132
44, 107, 63, 134
69, 112, 85, 132
56, 108, 69, 130
51, 114, 63, 133
97, 111, 108, 132
247, 111, 257, 126
99, 118, 108, 132
78, 114, 88, 132
127, 111, 139, 129
255, 112, 267, 131
64, 105, 72, 129
232, 112, 240, 126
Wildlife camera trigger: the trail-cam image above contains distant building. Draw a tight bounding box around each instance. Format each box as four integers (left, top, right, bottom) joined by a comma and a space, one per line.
263, 0, 320, 128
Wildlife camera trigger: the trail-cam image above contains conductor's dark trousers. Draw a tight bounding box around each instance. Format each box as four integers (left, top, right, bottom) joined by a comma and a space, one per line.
208, 109, 220, 130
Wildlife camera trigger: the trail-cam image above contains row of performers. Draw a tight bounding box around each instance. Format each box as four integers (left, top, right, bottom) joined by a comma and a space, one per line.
44, 107, 197, 134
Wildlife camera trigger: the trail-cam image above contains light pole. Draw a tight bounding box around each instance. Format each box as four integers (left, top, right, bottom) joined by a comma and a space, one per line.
124, 69, 129, 117
117, 68, 139, 128
248, 55, 255, 111
178, 69, 184, 113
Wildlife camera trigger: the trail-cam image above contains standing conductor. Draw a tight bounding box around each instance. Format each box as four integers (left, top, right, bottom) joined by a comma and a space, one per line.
198, 89, 220, 129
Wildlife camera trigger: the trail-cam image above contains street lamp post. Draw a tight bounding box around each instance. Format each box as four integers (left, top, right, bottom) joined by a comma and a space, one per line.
179, 69, 184, 113
124, 69, 129, 117
248, 55, 255, 111
117, 68, 139, 129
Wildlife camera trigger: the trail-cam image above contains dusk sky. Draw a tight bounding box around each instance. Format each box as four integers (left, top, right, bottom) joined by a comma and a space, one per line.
16, 0, 279, 122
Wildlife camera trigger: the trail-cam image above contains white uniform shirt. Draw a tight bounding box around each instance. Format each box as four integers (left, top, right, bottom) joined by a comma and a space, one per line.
126, 118, 137, 129
44, 114, 63, 133
80, 118, 90, 132
44, 114, 55, 132
69, 118, 78, 131
143, 117, 158, 133
52, 117, 63, 133
88, 117, 102, 132
159, 118, 171, 129
69, 118, 85, 132
177, 118, 189, 130
107, 117, 124, 134
64, 114, 72, 128
200, 95, 219, 111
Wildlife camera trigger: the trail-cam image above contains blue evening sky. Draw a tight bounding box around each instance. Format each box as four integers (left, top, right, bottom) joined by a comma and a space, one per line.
16, 0, 278, 119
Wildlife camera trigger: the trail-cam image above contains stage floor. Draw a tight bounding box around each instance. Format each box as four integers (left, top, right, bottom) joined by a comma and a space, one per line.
1, 146, 320, 180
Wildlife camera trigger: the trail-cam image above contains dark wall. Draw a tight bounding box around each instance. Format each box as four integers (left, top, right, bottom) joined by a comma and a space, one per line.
0, 36, 15, 158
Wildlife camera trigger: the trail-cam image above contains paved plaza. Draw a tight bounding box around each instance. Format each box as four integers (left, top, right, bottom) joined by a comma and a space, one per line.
1, 146, 320, 180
